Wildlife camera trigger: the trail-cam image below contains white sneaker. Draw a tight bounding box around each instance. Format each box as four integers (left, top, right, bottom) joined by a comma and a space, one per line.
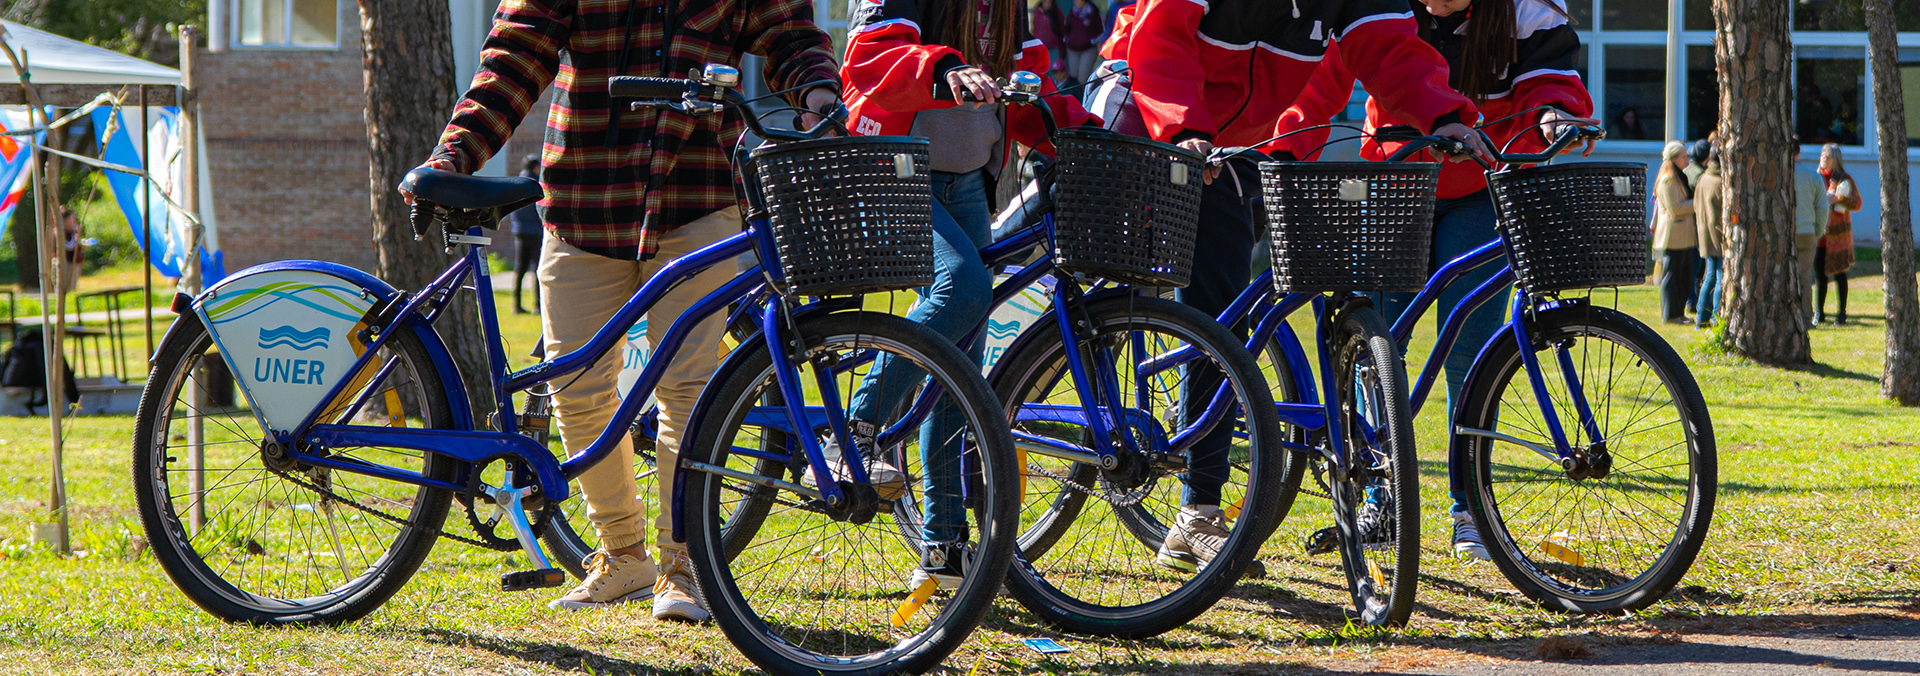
548, 550, 656, 610
805, 419, 906, 500
1156, 505, 1229, 573
652, 549, 710, 623
1452, 510, 1490, 561
910, 542, 969, 592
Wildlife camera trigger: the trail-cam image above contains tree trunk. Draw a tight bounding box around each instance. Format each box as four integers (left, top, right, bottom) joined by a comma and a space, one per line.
356, 0, 494, 419
1713, 0, 1810, 365
1864, 0, 1920, 403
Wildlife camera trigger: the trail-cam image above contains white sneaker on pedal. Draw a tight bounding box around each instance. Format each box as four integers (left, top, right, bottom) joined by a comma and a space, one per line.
548, 550, 656, 610
805, 419, 906, 500
1452, 510, 1490, 561
652, 549, 710, 623
909, 542, 970, 592
1156, 505, 1228, 573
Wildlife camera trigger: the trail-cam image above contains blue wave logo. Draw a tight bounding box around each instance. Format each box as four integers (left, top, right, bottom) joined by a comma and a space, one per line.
258, 325, 330, 351
627, 321, 647, 342
986, 318, 1023, 340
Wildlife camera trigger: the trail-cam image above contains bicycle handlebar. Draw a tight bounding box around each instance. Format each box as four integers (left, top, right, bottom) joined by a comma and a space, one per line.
609, 66, 849, 143
1382, 124, 1604, 169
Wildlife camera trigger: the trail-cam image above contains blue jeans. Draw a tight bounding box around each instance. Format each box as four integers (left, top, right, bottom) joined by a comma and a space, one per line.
1177, 160, 1261, 507
848, 169, 993, 543
1372, 189, 1503, 513
1697, 256, 1723, 324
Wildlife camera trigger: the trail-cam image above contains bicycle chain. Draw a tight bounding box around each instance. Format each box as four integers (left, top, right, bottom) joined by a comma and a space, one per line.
1025, 460, 1152, 508
267, 466, 502, 550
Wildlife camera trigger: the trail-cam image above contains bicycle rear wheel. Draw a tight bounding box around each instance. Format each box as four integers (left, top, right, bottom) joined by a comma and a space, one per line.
133, 313, 455, 625
994, 295, 1286, 638
682, 311, 1017, 674
1457, 304, 1715, 614
1325, 303, 1420, 627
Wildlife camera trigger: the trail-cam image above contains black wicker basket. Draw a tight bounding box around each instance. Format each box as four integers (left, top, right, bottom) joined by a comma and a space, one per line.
750, 136, 935, 297
1051, 128, 1205, 288
1486, 162, 1649, 293
1260, 162, 1439, 294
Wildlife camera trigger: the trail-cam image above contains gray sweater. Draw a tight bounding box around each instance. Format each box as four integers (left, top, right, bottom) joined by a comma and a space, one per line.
910, 104, 1003, 174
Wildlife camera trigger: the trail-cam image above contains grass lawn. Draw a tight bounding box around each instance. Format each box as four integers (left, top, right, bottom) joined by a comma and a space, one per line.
0, 260, 1917, 674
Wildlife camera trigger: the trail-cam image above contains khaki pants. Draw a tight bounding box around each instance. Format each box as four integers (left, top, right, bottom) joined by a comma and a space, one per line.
538, 207, 736, 554
1796, 233, 1819, 317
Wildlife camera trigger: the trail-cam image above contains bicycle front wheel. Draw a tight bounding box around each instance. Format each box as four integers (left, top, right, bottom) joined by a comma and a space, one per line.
1326, 303, 1420, 627
681, 311, 1017, 675
1457, 304, 1715, 614
133, 312, 456, 625
994, 295, 1287, 638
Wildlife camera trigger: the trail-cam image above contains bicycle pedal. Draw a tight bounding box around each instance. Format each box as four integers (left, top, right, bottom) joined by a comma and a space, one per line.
500, 568, 567, 592
1303, 526, 1338, 556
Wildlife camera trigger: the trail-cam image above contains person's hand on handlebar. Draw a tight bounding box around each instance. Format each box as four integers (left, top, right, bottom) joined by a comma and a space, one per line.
399, 158, 458, 205
798, 85, 842, 129
1540, 107, 1600, 157
946, 66, 999, 106
1433, 122, 1493, 165
1176, 138, 1223, 185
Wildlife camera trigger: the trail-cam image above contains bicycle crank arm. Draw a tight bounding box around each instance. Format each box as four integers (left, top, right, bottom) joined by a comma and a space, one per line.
485, 484, 565, 591
1454, 425, 1563, 465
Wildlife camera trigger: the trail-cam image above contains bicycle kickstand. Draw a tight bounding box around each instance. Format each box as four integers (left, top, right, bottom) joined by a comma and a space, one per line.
487, 484, 567, 591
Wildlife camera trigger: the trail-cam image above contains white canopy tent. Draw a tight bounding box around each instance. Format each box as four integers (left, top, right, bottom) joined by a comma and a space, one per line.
1, 21, 206, 554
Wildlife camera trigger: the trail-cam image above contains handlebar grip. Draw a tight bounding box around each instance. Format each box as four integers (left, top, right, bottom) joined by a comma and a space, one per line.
409, 201, 435, 241
609, 76, 694, 99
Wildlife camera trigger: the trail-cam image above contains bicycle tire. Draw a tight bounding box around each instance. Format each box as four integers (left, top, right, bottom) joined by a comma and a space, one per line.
682, 311, 1017, 675
1457, 304, 1716, 614
134, 312, 455, 625
1326, 303, 1420, 627
993, 295, 1287, 638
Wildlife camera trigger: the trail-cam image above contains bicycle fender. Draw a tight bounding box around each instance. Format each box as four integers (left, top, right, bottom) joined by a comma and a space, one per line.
190, 260, 472, 436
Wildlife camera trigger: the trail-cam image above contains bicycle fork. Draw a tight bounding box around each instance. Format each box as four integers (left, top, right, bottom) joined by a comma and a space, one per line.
1476, 295, 1611, 479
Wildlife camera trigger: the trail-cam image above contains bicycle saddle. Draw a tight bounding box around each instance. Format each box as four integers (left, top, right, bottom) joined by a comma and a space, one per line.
401, 167, 543, 212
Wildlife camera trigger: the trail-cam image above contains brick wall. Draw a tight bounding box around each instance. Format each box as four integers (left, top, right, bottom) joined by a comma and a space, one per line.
197, 5, 554, 273
198, 4, 377, 272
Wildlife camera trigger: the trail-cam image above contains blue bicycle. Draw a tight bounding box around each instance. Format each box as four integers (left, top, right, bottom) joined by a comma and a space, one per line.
1221, 124, 1715, 621
134, 65, 1019, 675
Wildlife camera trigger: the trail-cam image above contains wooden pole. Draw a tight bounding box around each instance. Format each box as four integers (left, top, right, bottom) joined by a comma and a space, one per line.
0, 29, 71, 554
178, 26, 205, 533
141, 86, 153, 364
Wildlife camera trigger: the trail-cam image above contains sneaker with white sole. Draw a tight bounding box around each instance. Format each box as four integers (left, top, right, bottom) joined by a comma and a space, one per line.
910, 541, 970, 592
1355, 499, 1396, 551
1451, 510, 1490, 561
652, 549, 710, 623
548, 550, 656, 610
805, 419, 906, 500
1156, 505, 1229, 573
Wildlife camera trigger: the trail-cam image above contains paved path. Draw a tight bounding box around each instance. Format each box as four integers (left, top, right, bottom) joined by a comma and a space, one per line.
1319, 620, 1920, 675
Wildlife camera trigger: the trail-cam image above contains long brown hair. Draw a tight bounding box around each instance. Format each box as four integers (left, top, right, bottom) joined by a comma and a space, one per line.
936, 0, 1022, 78
1413, 0, 1516, 101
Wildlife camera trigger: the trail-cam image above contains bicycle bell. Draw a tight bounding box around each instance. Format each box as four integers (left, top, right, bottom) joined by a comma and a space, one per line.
1008, 71, 1042, 95
704, 63, 742, 89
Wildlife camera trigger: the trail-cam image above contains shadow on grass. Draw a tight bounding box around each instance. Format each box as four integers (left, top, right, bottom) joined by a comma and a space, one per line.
414, 627, 718, 675
1781, 359, 1880, 383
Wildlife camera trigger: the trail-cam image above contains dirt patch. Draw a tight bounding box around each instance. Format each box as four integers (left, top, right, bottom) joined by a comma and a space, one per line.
1532, 636, 1595, 661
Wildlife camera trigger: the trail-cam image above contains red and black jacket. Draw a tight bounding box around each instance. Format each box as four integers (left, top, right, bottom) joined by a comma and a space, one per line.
1105, 0, 1475, 150
1278, 0, 1592, 198
842, 0, 1097, 156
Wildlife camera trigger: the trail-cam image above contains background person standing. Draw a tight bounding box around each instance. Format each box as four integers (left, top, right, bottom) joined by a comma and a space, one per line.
1694, 141, 1725, 328
1062, 0, 1104, 84
1654, 140, 1697, 325
508, 154, 543, 315
1793, 152, 1827, 327
1816, 143, 1861, 326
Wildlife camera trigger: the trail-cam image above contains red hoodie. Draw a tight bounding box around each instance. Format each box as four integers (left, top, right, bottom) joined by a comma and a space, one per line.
1276, 0, 1592, 198
843, 0, 1096, 155
1107, 0, 1476, 150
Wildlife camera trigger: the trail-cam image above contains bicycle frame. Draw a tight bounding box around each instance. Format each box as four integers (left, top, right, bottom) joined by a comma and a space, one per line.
253, 216, 870, 509
960, 214, 1245, 471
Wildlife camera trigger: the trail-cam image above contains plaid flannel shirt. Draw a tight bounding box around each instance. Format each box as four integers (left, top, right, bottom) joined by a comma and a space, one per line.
429, 0, 840, 260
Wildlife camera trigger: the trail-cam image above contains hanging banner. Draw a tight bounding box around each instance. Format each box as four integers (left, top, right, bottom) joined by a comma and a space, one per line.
0, 108, 36, 242
90, 106, 225, 285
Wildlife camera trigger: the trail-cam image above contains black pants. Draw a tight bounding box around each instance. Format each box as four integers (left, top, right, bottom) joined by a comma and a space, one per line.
1659, 248, 1697, 321
1815, 244, 1848, 320
514, 233, 542, 310
1175, 161, 1260, 506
